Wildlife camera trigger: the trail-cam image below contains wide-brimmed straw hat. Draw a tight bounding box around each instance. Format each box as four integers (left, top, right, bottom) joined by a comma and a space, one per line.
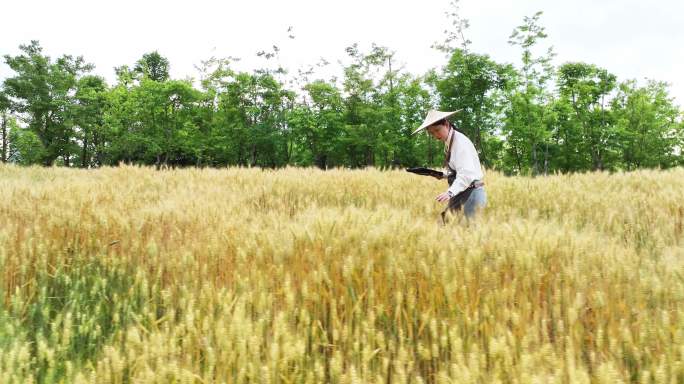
411, 109, 461, 135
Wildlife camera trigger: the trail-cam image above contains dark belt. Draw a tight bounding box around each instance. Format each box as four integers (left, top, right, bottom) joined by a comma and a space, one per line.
440, 180, 484, 223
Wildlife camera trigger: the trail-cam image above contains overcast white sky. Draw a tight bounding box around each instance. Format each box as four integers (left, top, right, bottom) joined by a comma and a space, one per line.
1, 0, 683, 106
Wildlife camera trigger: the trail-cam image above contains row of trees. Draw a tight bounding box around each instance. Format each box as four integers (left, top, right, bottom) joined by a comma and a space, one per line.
1, 10, 682, 174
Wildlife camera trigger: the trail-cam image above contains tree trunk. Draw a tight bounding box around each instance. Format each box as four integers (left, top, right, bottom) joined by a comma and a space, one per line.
532, 143, 539, 176
315, 153, 327, 169
164, 105, 171, 166
366, 146, 374, 167
81, 131, 89, 168
512, 140, 523, 174
93, 131, 103, 167
543, 142, 549, 175
474, 106, 487, 166
1, 112, 7, 163
43, 114, 53, 166
250, 144, 257, 167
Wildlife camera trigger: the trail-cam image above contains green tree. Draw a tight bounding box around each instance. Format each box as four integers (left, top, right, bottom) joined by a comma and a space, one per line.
394, 76, 435, 167
103, 81, 144, 164
341, 44, 404, 168
73, 75, 108, 167
134, 51, 170, 82
2, 31, 681, 172
504, 11, 556, 175
161, 80, 203, 166
340, 44, 377, 167
546, 96, 582, 172
0, 88, 10, 162
214, 71, 293, 167
3, 41, 93, 165
8, 121, 45, 165
194, 56, 237, 166
104, 78, 202, 167
113, 65, 136, 88
429, 0, 512, 170
369, 46, 435, 169
430, 50, 511, 169
612, 80, 681, 169
289, 80, 344, 168
557, 62, 618, 171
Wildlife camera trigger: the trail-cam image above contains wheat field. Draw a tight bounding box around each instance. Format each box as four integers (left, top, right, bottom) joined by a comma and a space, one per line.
0, 164, 683, 383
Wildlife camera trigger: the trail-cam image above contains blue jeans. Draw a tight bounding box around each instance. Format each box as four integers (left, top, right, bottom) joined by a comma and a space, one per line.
463, 187, 487, 219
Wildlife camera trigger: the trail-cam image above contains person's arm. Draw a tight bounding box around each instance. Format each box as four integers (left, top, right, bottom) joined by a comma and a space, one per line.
447, 170, 473, 197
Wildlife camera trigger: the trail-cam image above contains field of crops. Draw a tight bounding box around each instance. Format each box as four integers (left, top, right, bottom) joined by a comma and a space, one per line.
1, 164, 683, 383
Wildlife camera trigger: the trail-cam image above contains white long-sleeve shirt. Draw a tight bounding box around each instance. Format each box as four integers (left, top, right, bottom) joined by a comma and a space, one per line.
445, 129, 484, 196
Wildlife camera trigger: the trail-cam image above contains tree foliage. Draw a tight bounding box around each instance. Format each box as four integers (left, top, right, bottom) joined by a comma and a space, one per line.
2, 16, 682, 172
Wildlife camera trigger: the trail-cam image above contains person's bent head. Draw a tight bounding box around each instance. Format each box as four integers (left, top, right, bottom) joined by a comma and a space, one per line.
426, 119, 451, 142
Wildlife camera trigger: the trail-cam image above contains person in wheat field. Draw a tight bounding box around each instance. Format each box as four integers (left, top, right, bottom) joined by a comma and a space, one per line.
412, 110, 486, 221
